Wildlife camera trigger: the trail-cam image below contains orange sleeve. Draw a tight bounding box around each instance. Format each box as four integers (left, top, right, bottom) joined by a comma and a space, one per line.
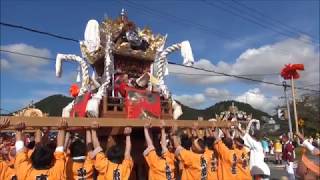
176, 147, 193, 167
27, 149, 34, 158
0, 161, 6, 180
94, 152, 108, 173
121, 158, 134, 179
214, 140, 229, 159
143, 147, 159, 168
84, 155, 94, 176
14, 151, 31, 180
51, 152, 66, 180
163, 151, 175, 167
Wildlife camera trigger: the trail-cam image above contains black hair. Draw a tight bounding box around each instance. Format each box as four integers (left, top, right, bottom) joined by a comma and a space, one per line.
196, 138, 206, 151
107, 144, 125, 164
26, 141, 35, 149
31, 144, 54, 170
234, 137, 244, 145
251, 130, 263, 140
70, 140, 86, 158
205, 137, 215, 150
222, 137, 234, 150
180, 134, 192, 150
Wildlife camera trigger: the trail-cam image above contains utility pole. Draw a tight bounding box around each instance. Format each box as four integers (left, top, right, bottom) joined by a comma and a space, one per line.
283, 81, 293, 139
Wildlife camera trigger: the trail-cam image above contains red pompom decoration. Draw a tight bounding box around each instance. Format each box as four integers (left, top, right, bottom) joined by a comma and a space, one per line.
69, 83, 80, 98
280, 64, 304, 80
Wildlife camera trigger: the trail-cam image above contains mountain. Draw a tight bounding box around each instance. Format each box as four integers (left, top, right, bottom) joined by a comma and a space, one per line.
34, 95, 73, 116
25, 94, 270, 119
178, 100, 270, 120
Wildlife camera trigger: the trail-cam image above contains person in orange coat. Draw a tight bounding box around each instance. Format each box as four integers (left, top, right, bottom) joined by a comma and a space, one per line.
171, 125, 209, 180
14, 119, 67, 180
91, 122, 133, 180
0, 117, 16, 180
204, 129, 218, 180
234, 137, 252, 180
66, 130, 94, 180
213, 128, 238, 180
143, 120, 176, 180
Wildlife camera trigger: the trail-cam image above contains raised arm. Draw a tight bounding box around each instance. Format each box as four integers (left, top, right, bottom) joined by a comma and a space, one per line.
296, 132, 320, 155
212, 128, 221, 143
64, 132, 71, 152
160, 120, 168, 153
124, 127, 132, 159
34, 129, 42, 145
56, 119, 67, 151
15, 122, 26, 153
144, 121, 154, 148
86, 130, 93, 152
221, 128, 231, 139
91, 122, 101, 149
171, 124, 181, 149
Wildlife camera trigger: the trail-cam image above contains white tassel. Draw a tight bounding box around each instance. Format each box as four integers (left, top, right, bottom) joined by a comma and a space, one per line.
180, 41, 194, 66
92, 71, 96, 79
62, 101, 74, 117
86, 97, 101, 117
84, 19, 100, 53
76, 66, 81, 83
172, 100, 183, 120
55, 54, 63, 77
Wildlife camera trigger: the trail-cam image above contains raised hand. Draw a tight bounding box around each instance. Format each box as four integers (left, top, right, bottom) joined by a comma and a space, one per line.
159, 120, 165, 129
144, 120, 152, 129
91, 121, 100, 129
124, 127, 132, 135
15, 122, 26, 131
0, 118, 10, 129
57, 119, 68, 130
296, 132, 304, 141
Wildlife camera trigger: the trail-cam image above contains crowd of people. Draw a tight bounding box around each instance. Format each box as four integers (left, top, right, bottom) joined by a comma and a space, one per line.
0, 117, 319, 180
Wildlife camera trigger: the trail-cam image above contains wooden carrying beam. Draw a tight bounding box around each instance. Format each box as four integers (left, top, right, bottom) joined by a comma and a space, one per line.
1, 116, 239, 128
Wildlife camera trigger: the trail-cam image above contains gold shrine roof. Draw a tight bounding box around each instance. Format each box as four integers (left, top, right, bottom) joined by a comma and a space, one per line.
100, 17, 166, 61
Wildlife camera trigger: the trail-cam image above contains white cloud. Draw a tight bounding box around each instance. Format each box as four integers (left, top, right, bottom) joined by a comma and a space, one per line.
204, 87, 231, 100
0, 58, 10, 70
169, 36, 320, 89
1, 43, 51, 74
235, 88, 280, 114
1, 43, 77, 85
173, 93, 206, 108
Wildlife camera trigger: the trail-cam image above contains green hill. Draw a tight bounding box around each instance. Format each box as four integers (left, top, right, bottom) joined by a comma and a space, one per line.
34, 95, 73, 116
178, 100, 270, 120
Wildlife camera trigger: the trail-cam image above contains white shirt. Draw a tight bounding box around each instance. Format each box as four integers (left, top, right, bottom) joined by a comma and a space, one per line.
243, 133, 270, 176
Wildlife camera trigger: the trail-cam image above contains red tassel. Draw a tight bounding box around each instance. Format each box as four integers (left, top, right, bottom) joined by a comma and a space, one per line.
69, 83, 80, 97
280, 64, 304, 80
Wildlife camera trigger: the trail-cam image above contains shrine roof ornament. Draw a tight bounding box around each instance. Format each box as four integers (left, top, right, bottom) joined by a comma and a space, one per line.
81, 9, 166, 64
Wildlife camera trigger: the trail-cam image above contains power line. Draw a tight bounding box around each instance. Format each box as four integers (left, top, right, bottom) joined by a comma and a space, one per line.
1, 49, 279, 77
202, 0, 319, 46
0, 49, 74, 64
121, 1, 310, 58
171, 72, 279, 77
1, 11, 308, 58
121, 0, 236, 41
168, 61, 320, 93
1, 48, 319, 93
0, 22, 79, 43
230, 0, 317, 41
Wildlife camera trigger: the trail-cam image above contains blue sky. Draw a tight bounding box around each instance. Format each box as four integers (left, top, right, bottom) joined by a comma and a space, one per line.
1, 0, 319, 115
